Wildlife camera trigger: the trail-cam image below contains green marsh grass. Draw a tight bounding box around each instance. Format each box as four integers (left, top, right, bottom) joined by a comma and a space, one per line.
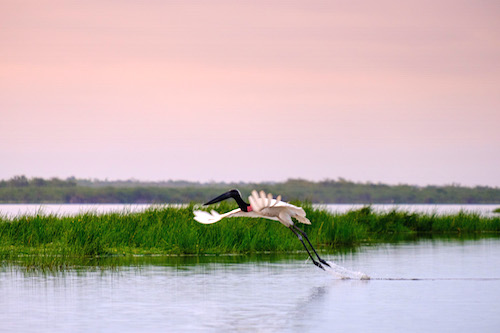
1, 203, 499, 269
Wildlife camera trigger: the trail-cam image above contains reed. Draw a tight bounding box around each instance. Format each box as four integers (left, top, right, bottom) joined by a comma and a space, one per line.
1, 204, 499, 262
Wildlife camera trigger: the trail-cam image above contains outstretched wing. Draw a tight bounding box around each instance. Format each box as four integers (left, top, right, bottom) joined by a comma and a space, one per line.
193, 208, 252, 224
248, 190, 283, 212
248, 190, 311, 225
193, 210, 224, 224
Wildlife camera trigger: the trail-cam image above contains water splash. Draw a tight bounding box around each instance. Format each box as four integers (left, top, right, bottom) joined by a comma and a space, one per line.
324, 261, 370, 280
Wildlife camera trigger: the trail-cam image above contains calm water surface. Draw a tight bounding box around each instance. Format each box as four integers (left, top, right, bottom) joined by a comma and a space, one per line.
1, 203, 498, 217
1, 239, 500, 332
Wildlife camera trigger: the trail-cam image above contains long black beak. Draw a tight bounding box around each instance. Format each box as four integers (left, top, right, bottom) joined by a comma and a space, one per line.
203, 189, 250, 212
204, 190, 237, 205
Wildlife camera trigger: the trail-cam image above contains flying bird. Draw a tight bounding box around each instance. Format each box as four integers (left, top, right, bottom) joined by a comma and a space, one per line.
193, 189, 330, 270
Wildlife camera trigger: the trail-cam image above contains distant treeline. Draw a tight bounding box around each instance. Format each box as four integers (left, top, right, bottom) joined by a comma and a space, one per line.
0, 175, 499, 204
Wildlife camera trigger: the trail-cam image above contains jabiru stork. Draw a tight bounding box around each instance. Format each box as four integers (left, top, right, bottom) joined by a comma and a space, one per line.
193, 189, 330, 270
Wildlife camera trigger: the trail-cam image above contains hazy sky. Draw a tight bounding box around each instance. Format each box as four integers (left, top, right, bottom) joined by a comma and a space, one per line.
1, 0, 499, 186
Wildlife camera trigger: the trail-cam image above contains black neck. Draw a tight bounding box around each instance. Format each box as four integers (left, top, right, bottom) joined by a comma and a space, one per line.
231, 191, 250, 212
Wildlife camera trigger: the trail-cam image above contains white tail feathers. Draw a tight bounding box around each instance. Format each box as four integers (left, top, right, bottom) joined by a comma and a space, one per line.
294, 214, 311, 225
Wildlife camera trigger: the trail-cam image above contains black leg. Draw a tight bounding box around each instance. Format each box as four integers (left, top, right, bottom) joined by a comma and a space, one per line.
292, 225, 330, 268
289, 226, 325, 270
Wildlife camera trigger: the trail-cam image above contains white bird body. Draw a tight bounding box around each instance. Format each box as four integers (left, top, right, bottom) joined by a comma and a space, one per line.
193, 190, 311, 227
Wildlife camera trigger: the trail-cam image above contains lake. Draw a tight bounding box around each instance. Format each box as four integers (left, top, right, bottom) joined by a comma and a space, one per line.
1, 203, 499, 217
1, 238, 499, 332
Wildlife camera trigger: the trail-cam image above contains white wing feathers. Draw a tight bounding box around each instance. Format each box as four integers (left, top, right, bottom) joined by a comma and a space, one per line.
193, 208, 242, 224
249, 190, 282, 212
248, 190, 310, 225
193, 209, 221, 224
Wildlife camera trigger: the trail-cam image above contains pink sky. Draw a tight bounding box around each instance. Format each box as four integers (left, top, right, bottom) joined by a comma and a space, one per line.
1, 0, 499, 186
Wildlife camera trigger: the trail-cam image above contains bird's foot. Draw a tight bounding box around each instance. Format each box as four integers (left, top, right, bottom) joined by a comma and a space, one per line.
313, 260, 325, 271
319, 258, 331, 267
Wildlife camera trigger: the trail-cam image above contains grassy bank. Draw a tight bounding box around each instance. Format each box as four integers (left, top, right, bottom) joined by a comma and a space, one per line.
1, 204, 500, 264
